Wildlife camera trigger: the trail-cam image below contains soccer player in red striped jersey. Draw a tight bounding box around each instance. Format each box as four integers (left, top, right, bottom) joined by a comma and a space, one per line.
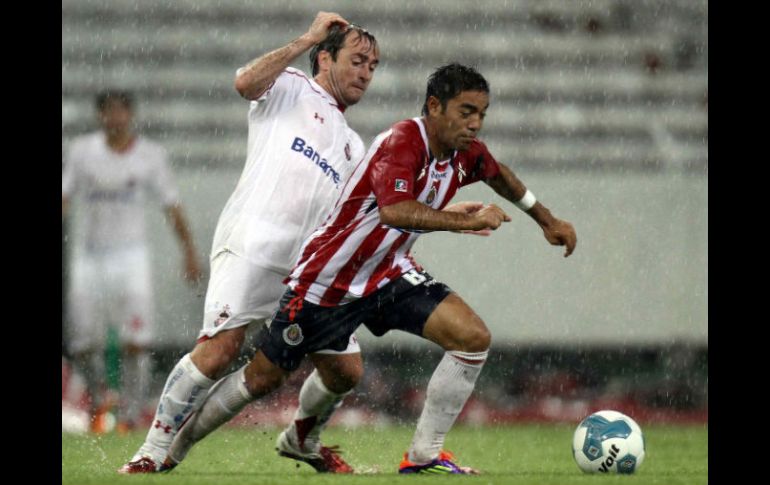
172, 63, 577, 475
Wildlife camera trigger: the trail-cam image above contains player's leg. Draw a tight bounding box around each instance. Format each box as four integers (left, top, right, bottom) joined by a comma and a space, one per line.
403, 292, 488, 473
67, 253, 109, 432
168, 289, 362, 473
119, 251, 265, 473
366, 271, 485, 474
116, 247, 155, 432
276, 343, 362, 469
165, 350, 290, 466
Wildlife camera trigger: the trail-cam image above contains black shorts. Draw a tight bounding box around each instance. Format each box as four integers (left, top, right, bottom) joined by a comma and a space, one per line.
258, 269, 452, 371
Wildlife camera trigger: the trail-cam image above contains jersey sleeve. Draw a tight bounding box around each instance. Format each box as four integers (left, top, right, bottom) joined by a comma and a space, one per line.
61, 140, 81, 197
459, 140, 501, 187
247, 67, 309, 119
369, 122, 426, 208
148, 147, 181, 207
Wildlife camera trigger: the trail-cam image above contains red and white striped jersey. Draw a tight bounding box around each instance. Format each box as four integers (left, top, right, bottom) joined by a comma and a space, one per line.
287, 117, 501, 306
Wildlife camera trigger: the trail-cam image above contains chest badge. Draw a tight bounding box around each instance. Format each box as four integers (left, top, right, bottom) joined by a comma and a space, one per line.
426, 185, 438, 205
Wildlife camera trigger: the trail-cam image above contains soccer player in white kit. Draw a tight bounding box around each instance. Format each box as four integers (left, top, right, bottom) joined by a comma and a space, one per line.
62, 90, 202, 433
120, 12, 380, 474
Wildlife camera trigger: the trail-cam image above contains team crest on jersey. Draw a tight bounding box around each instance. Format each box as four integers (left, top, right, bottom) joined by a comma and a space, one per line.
283, 323, 304, 346
344, 143, 351, 161
426, 185, 438, 205
395, 178, 408, 192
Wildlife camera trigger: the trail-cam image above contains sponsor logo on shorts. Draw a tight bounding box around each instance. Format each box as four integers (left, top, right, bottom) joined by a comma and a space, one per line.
214, 304, 231, 326
282, 323, 304, 346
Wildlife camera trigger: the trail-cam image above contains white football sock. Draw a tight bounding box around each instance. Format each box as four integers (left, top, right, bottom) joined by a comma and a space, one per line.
288, 370, 351, 453
408, 350, 488, 464
135, 353, 215, 462
167, 364, 252, 464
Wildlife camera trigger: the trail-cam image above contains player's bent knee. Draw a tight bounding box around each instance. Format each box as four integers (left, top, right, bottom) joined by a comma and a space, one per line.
460, 324, 491, 352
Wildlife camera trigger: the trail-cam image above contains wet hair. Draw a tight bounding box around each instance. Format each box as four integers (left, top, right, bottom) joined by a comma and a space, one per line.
95, 90, 134, 112
309, 24, 378, 76
422, 63, 489, 115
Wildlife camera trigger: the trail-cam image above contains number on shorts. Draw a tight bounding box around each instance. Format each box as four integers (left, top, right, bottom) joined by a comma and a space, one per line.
402, 269, 427, 286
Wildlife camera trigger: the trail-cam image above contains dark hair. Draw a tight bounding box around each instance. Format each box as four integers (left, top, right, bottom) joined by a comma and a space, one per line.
422, 63, 489, 115
95, 90, 134, 112
309, 24, 377, 76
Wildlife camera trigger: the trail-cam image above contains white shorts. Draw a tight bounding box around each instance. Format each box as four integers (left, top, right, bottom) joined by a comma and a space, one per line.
199, 250, 360, 354
67, 246, 154, 354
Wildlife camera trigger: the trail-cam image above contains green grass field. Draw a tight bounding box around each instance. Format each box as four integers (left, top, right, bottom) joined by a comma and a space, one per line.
62, 423, 707, 485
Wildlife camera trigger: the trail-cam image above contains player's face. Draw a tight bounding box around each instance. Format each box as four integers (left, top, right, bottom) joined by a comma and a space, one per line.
434, 90, 489, 152
98, 99, 133, 136
327, 32, 379, 106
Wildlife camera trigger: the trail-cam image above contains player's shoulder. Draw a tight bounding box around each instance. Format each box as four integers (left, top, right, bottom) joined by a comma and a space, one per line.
68, 131, 101, 148
283, 66, 309, 80
388, 119, 424, 148
134, 136, 170, 162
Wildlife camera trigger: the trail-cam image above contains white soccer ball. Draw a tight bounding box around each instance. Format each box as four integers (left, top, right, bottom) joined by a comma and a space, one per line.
572, 410, 645, 474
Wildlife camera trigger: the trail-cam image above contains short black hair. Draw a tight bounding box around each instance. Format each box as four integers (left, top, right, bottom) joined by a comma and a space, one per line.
309, 24, 377, 76
422, 63, 489, 115
95, 90, 134, 112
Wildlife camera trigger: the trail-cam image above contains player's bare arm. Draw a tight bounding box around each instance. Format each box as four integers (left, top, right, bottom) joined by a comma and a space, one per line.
380, 199, 510, 233
443, 201, 492, 236
234, 11, 349, 100
485, 164, 577, 257
165, 204, 203, 283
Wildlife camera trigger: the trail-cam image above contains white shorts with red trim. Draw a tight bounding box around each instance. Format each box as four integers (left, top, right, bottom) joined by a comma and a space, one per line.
199, 250, 359, 354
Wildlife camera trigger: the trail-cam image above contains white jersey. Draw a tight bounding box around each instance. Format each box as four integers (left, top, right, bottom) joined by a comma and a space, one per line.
210, 67, 366, 273
62, 132, 180, 253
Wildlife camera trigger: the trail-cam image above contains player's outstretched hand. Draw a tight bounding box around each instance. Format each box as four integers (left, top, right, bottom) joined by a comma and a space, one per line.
542, 218, 577, 257
472, 204, 511, 231
444, 201, 492, 236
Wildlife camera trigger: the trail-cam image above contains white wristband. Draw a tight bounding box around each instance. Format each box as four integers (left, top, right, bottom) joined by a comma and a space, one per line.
515, 190, 536, 211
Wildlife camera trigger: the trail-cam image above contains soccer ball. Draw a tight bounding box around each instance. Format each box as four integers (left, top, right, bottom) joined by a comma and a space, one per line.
572, 410, 645, 474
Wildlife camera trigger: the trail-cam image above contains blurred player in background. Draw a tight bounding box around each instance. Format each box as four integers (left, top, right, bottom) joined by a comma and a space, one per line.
161, 63, 577, 474
62, 90, 202, 434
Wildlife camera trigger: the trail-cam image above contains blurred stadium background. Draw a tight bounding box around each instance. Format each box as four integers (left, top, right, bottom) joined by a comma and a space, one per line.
62, 0, 707, 431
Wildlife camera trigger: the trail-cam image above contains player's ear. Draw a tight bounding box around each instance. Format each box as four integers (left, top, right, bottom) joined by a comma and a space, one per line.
427, 96, 442, 117
316, 50, 333, 74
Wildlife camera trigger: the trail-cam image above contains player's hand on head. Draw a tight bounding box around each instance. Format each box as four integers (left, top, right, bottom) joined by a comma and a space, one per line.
542, 219, 577, 257
308, 11, 349, 43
